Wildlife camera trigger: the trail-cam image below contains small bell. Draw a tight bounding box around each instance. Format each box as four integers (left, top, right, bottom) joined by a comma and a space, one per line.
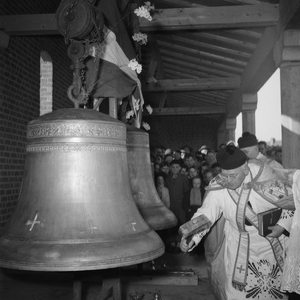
126, 125, 178, 230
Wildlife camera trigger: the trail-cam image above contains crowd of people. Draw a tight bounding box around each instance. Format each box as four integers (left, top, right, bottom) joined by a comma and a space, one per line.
151, 144, 223, 254
151, 136, 283, 247
149, 133, 300, 300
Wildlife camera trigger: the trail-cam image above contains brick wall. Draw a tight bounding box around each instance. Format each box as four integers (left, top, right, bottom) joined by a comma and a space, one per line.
143, 115, 222, 153
0, 0, 72, 227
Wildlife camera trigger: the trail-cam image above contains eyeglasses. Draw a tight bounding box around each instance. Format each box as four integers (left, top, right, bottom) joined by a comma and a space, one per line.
219, 169, 243, 181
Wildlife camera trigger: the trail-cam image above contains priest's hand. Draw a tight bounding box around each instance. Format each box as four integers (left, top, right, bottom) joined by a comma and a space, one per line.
180, 237, 195, 253
267, 224, 285, 238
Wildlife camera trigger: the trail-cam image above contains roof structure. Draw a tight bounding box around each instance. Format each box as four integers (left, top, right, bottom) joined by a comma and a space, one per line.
134, 0, 300, 122
1, 0, 300, 125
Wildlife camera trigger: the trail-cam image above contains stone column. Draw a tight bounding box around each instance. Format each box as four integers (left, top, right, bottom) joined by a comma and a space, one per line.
241, 93, 258, 135
280, 30, 300, 168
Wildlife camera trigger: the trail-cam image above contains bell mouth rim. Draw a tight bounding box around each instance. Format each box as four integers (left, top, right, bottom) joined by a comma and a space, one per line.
0, 243, 165, 271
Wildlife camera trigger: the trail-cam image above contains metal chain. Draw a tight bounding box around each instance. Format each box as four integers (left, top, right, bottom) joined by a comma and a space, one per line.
64, 0, 104, 105
84, 55, 100, 102
91, 7, 104, 44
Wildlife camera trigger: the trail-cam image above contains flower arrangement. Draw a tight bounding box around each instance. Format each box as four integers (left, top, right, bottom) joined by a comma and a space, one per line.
128, 58, 142, 74
127, 1, 155, 76
125, 1, 155, 130
132, 32, 148, 45
142, 122, 151, 131
134, 1, 155, 21
126, 110, 134, 119
145, 105, 153, 114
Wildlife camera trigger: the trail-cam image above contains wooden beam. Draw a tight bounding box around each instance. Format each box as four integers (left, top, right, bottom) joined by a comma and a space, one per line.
157, 0, 204, 8
139, 4, 279, 32
225, 0, 262, 4
226, 0, 300, 117
142, 77, 241, 92
149, 106, 225, 116
282, 46, 300, 61
171, 90, 229, 103
170, 94, 227, 106
0, 14, 58, 36
0, 4, 278, 36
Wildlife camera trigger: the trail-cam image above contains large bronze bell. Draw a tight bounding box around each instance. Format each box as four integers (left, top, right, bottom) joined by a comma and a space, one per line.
126, 125, 178, 231
0, 109, 164, 271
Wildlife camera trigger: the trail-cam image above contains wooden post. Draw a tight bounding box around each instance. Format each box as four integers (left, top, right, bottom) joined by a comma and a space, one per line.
280, 30, 300, 168
241, 93, 257, 135
226, 117, 237, 143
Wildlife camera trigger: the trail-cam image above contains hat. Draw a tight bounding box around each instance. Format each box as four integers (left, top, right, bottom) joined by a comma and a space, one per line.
199, 145, 208, 155
216, 145, 247, 170
170, 159, 181, 166
165, 148, 172, 155
237, 132, 258, 148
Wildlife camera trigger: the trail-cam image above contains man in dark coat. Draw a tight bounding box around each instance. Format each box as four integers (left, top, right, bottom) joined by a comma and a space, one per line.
165, 160, 190, 252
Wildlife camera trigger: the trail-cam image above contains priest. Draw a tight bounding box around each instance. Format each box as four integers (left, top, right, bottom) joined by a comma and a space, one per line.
180, 145, 294, 300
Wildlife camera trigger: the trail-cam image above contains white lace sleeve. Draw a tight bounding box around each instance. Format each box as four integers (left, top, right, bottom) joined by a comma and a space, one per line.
277, 209, 294, 233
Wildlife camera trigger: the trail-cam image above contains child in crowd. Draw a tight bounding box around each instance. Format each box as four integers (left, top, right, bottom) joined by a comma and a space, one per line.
155, 172, 170, 208
183, 176, 202, 221
161, 161, 170, 175
180, 164, 189, 176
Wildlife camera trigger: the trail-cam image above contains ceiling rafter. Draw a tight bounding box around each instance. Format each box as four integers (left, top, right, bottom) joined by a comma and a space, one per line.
150, 106, 226, 116
163, 69, 213, 80
191, 32, 258, 51
157, 40, 247, 67
164, 63, 236, 78
162, 55, 243, 77
142, 77, 240, 92
164, 33, 253, 60
170, 93, 228, 106
160, 42, 251, 69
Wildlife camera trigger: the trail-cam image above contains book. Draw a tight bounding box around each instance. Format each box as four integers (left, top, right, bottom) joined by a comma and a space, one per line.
178, 215, 211, 240
257, 207, 282, 237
